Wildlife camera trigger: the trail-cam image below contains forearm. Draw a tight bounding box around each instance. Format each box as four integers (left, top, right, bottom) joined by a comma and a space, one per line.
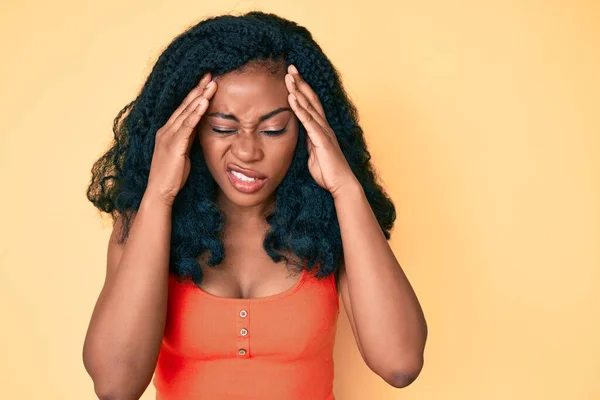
84, 193, 172, 398
334, 182, 427, 372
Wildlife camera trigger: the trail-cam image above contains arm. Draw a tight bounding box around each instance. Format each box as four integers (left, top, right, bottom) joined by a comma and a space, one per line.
335, 182, 428, 388
283, 64, 427, 388
83, 71, 217, 400
82, 192, 172, 399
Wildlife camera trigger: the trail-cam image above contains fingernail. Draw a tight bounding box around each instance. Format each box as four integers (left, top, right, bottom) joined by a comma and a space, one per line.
207, 81, 215, 88
289, 64, 299, 74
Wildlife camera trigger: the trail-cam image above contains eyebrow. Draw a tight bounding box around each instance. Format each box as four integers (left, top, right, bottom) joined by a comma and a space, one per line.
207, 107, 292, 123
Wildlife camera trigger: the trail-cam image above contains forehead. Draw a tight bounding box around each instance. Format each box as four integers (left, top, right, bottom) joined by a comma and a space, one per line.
208, 67, 289, 120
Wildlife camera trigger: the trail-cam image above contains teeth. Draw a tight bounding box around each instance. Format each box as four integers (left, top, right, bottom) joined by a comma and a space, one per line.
231, 170, 257, 182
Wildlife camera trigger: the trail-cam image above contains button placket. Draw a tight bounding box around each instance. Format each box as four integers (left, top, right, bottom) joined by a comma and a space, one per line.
236, 300, 250, 358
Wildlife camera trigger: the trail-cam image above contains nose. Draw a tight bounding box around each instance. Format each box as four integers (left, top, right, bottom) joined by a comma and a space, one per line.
231, 132, 264, 163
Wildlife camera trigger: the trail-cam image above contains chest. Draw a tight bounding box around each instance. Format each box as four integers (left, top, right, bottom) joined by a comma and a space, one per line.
196, 238, 305, 299
162, 271, 339, 360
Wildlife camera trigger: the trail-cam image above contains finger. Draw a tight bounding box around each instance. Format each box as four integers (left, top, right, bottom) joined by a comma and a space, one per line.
289, 85, 331, 136
171, 80, 217, 133
169, 80, 216, 152
286, 66, 325, 118
165, 72, 213, 127
288, 93, 328, 148
184, 102, 207, 154
287, 65, 326, 118
173, 97, 209, 154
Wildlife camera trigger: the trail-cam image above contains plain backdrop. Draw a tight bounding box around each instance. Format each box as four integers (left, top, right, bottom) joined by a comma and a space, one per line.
0, 0, 598, 399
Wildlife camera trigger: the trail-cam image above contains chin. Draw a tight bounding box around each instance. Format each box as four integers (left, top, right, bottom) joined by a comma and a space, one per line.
231, 193, 271, 208
218, 183, 276, 209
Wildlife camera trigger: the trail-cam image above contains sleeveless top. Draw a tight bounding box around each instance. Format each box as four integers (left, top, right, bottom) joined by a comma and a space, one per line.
152, 267, 340, 399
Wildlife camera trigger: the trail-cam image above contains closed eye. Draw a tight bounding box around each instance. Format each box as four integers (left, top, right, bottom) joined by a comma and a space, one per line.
262, 127, 287, 136
211, 127, 288, 136
212, 128, 236, 134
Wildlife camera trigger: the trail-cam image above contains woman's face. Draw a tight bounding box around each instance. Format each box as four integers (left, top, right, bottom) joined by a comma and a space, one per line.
197, 66, 299, 209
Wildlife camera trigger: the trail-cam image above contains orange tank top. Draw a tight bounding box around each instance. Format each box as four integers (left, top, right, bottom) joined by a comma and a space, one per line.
152, 267, 340, 399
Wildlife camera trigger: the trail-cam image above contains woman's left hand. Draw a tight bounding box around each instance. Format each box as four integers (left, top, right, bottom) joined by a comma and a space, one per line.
285, 64, 358, 197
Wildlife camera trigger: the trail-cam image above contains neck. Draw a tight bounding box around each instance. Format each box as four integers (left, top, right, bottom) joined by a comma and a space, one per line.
216, 191, 275, 228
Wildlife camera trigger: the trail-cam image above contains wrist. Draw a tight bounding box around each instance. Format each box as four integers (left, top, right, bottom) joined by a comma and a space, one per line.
141, 190, 174, 212
332, 178, 364, 202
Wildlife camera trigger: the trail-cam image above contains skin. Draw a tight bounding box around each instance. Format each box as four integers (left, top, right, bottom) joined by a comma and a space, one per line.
195, 64, 304, 297
283, 64, 428, 387
83, 61, 427, 399
200, 65, 299, 212
83, 73, 219, 400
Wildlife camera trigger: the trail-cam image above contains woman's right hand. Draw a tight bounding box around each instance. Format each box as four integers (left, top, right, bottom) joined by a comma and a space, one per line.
146, 72, 217, 206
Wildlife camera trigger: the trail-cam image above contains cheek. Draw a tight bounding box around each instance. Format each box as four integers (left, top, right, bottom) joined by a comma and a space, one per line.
286, 125, 300, 155
198, 133, 222, 174
271, 132, 299, 172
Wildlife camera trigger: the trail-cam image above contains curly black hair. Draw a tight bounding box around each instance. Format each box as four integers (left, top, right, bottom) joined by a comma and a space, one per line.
86, 11, 396, 287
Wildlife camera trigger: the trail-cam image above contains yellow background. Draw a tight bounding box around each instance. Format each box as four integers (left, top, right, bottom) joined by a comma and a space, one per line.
1, 0, 598, 399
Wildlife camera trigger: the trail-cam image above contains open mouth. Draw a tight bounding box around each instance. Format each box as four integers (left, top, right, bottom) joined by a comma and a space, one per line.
226, 166, 268, 194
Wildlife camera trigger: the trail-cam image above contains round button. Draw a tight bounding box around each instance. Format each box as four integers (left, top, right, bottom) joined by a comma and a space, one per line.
240, 328, 248, 336
238, 348, 247, 356
239, 310, 247, 318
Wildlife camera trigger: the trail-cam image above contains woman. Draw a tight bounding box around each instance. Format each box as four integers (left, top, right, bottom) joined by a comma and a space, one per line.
83, 11, 427, 400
